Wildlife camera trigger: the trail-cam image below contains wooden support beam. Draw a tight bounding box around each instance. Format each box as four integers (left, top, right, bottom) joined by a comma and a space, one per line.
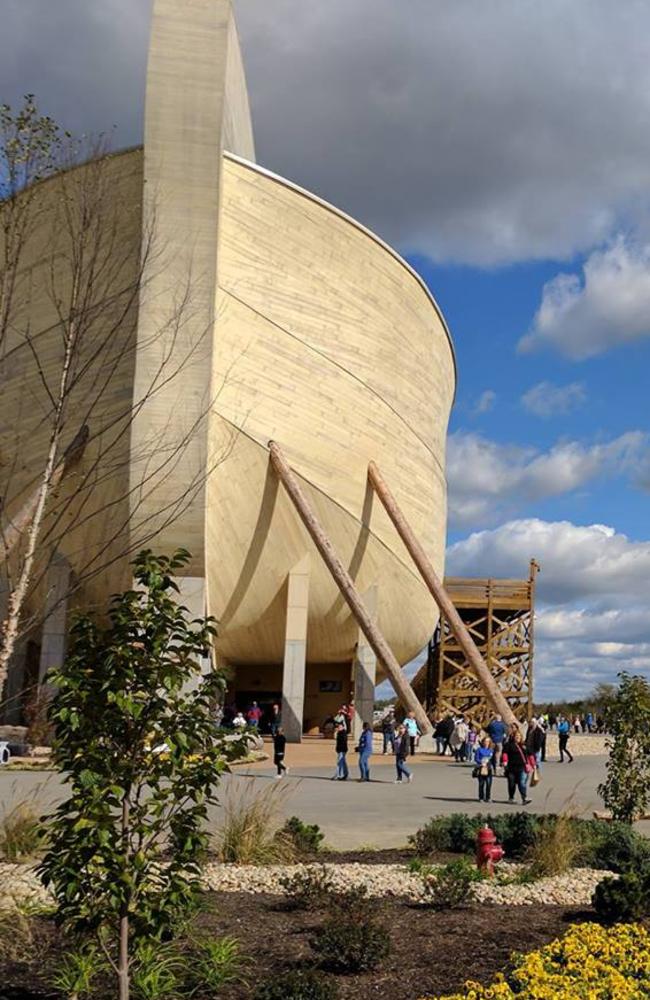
268, 442, 432, 735
367, 460, 517, 728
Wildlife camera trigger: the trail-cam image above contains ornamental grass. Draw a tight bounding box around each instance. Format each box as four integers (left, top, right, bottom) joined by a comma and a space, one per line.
426, 922, 650, 1000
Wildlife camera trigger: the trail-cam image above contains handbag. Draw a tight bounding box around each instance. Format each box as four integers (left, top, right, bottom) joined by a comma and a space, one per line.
471, 766, 480, 778
530, 768, 541, 786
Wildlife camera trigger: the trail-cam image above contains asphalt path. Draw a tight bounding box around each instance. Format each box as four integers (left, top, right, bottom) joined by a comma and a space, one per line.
3, 754, 648, 850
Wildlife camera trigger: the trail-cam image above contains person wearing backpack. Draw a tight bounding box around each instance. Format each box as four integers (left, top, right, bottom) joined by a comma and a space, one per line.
394, 725, 413, 784
357, 721, 373, 781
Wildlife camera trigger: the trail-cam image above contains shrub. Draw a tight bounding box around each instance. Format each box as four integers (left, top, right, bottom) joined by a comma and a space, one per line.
281, 816, 324, 856
279, 865, 334, 910
217, 783, 295, 865
310, 917, 390, 972
577, 819, 650, 873
330, 883, 371, 920
0, 799, 47, 861
593, 869, 650, 924
187, 935, 247, 993
420, 859, 476, 910
409, 813, 475, 855
487, 812, 541, 859
255, 968, 338, 1000
426, 922, 650, 999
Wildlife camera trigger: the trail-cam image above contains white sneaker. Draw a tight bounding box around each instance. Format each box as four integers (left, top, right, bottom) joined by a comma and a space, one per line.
407, 774, 413, 783
394, 779, 403, 784
274, 774, 282, 779
285, 767, 290, 774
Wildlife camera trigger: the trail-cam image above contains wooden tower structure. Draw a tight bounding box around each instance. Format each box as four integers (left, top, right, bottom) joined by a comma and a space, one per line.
411, 561, 539, 727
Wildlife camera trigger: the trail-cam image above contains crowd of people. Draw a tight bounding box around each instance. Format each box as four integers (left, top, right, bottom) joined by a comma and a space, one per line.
224, 698, 585, 794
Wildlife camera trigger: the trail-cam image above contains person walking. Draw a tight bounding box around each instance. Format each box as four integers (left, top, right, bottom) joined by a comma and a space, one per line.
269, 702, 281, 737
357, 721, 373, 781
502, 727, 531, 804
404, 712, 420, 756
273, 727, 288, 778
332, 722, 349, 780
465, 723, 478, 764
450, 716, 469, 762
438, 713, 454, 756
433, 716, 447, 755
525, 717, 544, 772
486, 714, 507, 771
473, 736, 494, 802
394, 724, 413, 783
247, 701, 262, 729
382, 712, 396, 754
557, 716, 574, 762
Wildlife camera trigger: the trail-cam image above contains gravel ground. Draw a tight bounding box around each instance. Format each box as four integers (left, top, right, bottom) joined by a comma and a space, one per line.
1, 857, 611, 911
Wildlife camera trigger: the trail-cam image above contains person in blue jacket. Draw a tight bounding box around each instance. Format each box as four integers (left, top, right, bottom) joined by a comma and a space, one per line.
473, 736, 494, 802
357, 721, 373, 781
557, 715, 574, 762
486, 714, 507, 772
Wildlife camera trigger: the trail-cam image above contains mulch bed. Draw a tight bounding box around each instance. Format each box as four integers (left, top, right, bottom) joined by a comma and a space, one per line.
0, 893, 592, 1000
205, 893, 588, 998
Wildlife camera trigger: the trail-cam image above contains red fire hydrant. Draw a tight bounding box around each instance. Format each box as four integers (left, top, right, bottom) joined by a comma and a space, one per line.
475, 824, 504, 877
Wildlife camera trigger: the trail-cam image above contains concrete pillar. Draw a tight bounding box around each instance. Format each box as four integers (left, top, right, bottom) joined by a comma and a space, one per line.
281, 555, 310, 743
175, 577, 211, 691
38, 553, 72, 685
352, 585, 378, 742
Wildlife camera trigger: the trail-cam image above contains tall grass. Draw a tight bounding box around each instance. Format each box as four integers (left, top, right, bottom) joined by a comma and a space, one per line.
216, 782, 295, 864
0, 798, 48, 861
525, 809, 581, 878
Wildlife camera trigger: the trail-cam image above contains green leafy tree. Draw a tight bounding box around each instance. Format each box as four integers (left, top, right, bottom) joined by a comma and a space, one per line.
598, 673, 650, 823
39, 549, 244, 1000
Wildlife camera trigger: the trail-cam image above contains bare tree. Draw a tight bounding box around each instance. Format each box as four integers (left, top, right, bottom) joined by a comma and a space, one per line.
0, 98, 237, 716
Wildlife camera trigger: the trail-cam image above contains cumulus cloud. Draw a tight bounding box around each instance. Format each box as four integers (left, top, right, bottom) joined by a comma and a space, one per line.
521, 381, 586, 418
520, 238, 650, 358
447, 518, 650, 699
447, 430, 645, 527
4, 2, 650, 263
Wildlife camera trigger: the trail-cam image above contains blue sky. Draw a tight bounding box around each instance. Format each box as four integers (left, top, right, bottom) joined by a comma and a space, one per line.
2, 0, 650, 700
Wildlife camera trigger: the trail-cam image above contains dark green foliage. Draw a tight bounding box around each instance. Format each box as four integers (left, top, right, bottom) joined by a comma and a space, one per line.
38, 550, 246, 995
575, 819, 650, 872
409, 811, 540, 859
310, 918, 390, 973
329, 883, 370, 921
255, 969, 338, 1000
593, 868, 650, 924
420, 859, 476, 910
281, 816, 324, 856
598, 673, 650, 823
279, 866, 335, 910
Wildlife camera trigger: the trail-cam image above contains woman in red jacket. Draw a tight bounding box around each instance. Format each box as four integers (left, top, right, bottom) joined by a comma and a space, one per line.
502, 727, 532, 806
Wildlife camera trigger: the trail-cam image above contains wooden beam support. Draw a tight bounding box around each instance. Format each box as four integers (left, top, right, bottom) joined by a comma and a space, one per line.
268, 442, 432, 735
367, 460, 517, 727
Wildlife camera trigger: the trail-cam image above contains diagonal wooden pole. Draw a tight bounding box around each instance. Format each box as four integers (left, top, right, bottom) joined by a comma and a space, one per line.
367, 460, 517, 727
268, 442, 432, 735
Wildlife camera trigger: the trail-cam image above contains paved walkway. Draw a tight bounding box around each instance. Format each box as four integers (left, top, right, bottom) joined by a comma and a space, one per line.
4, 747, 647, 850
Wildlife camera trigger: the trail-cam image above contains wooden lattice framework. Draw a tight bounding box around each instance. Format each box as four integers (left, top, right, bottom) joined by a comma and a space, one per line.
411, 561, 538, 727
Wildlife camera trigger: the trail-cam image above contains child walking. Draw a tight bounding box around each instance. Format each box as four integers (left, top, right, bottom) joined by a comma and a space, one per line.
473, 736, 494, 802
273, 727, 288, 778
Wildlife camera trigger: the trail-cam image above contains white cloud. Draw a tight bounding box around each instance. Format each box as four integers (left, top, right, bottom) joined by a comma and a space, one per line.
520, 237, 650, 358
521, 381, 586, 418
5, 2, 650, 263
447, 518, 650, 699
473, 390, 496, 415
447, 430, 646, 527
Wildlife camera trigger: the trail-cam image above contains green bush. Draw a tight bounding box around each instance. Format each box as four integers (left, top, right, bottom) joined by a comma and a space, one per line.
279, 865, 334, 910
310, 917, 390, 972
255, 968, 338, 1000
420, 859, 477, 910
330, 883, 370, 921
281, 816, 324, 856
409, 812, 538, 860
593, 868, 650, 924
577, 820, 650, 873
